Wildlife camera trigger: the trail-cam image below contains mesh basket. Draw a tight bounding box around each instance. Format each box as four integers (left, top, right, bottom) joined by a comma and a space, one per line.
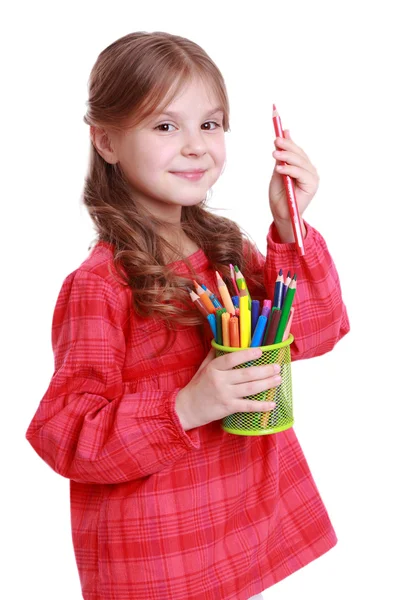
211, 334, 294, 436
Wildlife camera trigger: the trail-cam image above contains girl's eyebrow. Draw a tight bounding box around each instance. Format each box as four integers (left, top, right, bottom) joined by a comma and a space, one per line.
154, 107, 224, 119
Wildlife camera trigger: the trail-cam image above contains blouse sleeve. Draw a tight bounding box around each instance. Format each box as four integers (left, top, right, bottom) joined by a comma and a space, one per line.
25, 269, 200, 485
243, 219, 350, 361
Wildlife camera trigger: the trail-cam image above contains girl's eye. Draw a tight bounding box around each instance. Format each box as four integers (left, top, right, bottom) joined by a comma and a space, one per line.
154, 121, 222, 132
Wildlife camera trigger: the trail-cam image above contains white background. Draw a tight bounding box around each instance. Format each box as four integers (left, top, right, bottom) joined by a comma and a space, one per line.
2, 1, 399, 598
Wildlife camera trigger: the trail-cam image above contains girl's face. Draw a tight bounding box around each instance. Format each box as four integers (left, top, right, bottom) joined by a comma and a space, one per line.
100, 77, 226, 223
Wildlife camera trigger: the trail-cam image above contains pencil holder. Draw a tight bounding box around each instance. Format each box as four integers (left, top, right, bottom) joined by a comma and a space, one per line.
211, 334, 295, 436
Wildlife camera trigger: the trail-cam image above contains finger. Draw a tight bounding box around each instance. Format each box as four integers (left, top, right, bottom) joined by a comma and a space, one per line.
228, 363, 280, 384
275, 163, 316, 183
197, 346, 216, 373
233, 374, 281, 401
216, 347, 262, 371
274, 135, 308, 160
273, 150, 315, 173
234, 399, 277, 414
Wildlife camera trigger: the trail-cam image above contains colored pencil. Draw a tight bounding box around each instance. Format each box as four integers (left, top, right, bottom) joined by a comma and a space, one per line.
264, 309, 281, 345
282, 270, 291, 302
222, 311, 231, 346
272, 104, 305, 257
192, 280, 216, 314
251, 300, 261, 336
229, 263, 240, 296
283, 307, 294, 341
272, 268, 284, 309
229, 316, 240, 347
206, 313, 217, 338
234, 265, 252, 310
274, 275, 297, 343
200, 283, 223, 308
250, 315, 267, 347
216, 270, 236, 315
239, 282, 250, 348
187, 288, 210, 318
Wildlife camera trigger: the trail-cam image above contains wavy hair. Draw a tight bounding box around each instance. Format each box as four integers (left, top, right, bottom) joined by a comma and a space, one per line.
82, 31, 265, 354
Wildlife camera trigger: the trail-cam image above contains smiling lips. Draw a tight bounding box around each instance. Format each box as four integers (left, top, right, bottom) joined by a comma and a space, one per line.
171, 170, 206, 181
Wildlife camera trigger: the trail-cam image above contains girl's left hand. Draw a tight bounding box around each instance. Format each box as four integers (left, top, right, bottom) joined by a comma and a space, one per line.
268, 129, 319, 228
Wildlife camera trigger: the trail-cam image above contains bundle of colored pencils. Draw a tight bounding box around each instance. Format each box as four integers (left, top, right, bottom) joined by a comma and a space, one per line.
186, 265, 297, 348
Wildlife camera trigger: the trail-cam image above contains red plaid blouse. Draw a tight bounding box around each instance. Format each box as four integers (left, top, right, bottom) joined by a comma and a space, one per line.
26, 219, 350, 600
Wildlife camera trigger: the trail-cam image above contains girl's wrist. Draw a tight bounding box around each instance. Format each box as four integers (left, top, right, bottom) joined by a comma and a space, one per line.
273, 217, 306, 244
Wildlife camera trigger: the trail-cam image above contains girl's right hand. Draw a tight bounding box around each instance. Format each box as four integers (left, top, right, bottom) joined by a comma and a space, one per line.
175, 346, 282, 430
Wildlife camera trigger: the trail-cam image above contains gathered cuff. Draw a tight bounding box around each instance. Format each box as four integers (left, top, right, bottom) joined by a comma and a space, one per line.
164, 388, 201, 450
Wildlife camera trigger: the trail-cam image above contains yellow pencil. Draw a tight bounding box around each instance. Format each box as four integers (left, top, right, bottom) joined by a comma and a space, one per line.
239, 282, 250, 348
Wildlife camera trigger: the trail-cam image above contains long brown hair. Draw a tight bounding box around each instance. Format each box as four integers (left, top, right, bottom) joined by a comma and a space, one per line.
82, 31, 264, 353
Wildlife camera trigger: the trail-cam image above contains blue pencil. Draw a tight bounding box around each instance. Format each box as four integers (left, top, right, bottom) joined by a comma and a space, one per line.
251, 300, 260, 336
250, 315, 267, 347
207, 313, 217, 339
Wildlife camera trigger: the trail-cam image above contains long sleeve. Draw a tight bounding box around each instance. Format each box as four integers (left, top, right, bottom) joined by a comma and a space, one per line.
243, 219, 350, 361
25, 269, 200, 485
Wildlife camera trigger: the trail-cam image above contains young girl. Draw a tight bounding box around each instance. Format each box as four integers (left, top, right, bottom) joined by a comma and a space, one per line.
26, 31, 350, 600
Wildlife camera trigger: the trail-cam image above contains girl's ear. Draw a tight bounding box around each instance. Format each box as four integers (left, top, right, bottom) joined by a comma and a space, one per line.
90, 126, 118, 164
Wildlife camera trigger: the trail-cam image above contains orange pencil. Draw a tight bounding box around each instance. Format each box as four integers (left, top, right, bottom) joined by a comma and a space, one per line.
229, 316, 240, 347
192, 279, 216, 314
221, 312, 231, 346
215, 270, 236, 315
187, 288, 210, 318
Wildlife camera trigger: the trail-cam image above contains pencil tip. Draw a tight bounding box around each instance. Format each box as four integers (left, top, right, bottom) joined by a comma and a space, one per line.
279, 268, 283, 275
293, 274, 297, 281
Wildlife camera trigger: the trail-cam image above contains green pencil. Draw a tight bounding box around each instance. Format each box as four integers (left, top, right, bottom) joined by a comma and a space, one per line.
274, 275, 297, 343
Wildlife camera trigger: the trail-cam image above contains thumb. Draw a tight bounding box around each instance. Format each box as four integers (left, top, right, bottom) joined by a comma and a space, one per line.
283, 129, 291, 139
197, 346, 216, 373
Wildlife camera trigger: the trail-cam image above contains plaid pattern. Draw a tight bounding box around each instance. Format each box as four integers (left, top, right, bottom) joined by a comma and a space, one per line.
26, 219, 350, 600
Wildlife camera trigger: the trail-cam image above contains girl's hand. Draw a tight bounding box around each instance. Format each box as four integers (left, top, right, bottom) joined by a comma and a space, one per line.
175, 347, 281, 430
268, 129, 320, 241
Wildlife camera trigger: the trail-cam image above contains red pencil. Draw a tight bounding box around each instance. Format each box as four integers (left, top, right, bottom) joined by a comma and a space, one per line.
272, 105, 305, 257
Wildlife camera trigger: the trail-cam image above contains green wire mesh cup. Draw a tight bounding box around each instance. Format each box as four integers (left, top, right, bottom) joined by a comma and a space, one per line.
211, 334, 294, 436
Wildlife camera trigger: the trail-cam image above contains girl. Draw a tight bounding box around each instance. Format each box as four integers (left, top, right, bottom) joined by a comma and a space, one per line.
26, 31, 350, 600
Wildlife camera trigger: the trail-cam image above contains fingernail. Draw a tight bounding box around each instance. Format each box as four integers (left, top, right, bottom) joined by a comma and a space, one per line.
273, 364, 281, 373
